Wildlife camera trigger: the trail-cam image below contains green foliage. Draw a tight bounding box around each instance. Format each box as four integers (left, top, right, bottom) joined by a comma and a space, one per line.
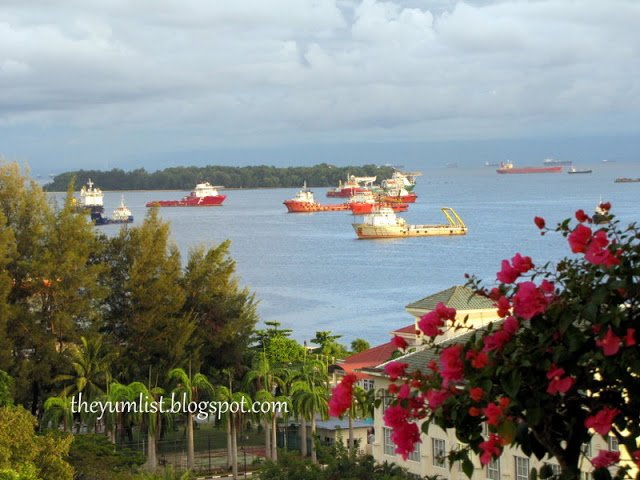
67, 434, 144, 480
0, 406, 73, 480
44, 164, 395, 191
350, 338, 370, 354
310, 331, 349, 360
0, 371, 13, 407
256, 444, 413, 480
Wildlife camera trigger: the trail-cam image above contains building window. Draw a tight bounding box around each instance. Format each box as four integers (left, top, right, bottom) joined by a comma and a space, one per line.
581, 442, 592, 458
432, 438, 446, 468
407, 440, 421, 462
487, 457, 501, 480
361, 379, 375, 391
515, 456, 530, 480
383, 427, 395, 456
608, 435, 619, 452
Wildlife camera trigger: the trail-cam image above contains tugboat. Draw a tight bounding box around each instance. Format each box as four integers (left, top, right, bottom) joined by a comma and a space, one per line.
380, 171, 422, 192
146, 182, 226, 207
347, 191, 409, 215
284, 182, 349, 213
93, 196, 134, 225
76, 179, 104, 216
326, 175, 377, 198
567, 166, 592, 174
352, 207, 467, 239
592, 201, 612, 225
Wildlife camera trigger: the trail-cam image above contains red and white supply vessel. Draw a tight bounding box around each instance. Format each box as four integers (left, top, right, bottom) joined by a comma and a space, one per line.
146, 182, 226, 207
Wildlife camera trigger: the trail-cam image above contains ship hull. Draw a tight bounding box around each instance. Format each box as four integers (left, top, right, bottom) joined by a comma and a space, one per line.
283, 200, 349, 213
497, 167, 562, 174
146, 195, 226, 207
326, 187, 370, 198
381, 193, 417, 203
349, 203, 408, 215
352, 223, 467, 239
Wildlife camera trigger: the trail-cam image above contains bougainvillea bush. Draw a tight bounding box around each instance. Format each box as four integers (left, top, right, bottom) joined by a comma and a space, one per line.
330, 204, 640, 480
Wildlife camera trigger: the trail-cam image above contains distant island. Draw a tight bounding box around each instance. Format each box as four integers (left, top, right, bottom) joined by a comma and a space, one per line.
43, 163, 395, 191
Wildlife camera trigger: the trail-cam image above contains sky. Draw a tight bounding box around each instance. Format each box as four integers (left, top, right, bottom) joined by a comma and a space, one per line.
1, 0, 639, 174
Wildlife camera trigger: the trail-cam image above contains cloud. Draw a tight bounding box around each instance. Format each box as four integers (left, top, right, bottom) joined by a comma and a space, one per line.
0, 0, 639, 169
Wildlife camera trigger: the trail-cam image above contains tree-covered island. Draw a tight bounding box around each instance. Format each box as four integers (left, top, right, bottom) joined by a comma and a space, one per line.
44, 164, 396, 191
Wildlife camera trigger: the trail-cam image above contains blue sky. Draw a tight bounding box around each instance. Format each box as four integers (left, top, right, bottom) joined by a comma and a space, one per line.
1, 0, 639, 174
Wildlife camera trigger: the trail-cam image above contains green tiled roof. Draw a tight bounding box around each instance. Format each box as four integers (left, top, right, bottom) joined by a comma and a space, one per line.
405, 285, 495, 312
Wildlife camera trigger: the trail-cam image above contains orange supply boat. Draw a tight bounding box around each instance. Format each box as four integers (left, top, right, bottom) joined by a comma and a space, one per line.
496, 161, 562, 174
284, 183, 349, 213
146, 182, 226, 207
347, 191, 409, 215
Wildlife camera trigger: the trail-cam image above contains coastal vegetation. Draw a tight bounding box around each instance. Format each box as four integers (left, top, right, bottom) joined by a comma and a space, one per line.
0, 160, 380, 478
43, 164, 395, 191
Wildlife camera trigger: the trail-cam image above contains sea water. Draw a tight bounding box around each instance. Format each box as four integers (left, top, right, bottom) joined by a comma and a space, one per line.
69, 162, 639, 346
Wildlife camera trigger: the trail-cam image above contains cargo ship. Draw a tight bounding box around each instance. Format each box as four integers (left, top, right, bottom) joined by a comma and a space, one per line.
284, 183, 349, 213
352, 207, 467, 239
93, 196, 134, 225
497, 162, 562, 174
146, 182, 226, 207
326, 175, 377, 197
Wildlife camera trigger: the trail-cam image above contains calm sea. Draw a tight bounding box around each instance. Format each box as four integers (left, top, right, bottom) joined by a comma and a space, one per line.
64, 162, 640, 346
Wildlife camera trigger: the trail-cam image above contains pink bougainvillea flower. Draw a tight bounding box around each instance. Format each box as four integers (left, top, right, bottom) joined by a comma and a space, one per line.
495, 295, 511, 317
384, 361, 409, 380
534, 216, 546, 229
483, 401, 506, 426
435, 302, 457, 320
469, 406, 481, 416
397, 383, 411, 400
391, 421, 421, 460
383, 404, 409, 429
632, 450, 640, 469
328, 373, 357, 417
439, 344, 465, 386
425, 388, 450, 409
497, 259, 520, 284
568, 224, 593, 253
600, 201, 611, 211
625, 328, 636, 347
469, 387, 484, 402
546, 364, 575, 395
511, 253, 534, 274
596, 327, 622, 356
575, 209, 590, 223
592, 450, 620, 469
418, 310, 445, 338
479, 434, 503, 465
391, 335, 408, 350
585, 407, 620, 435
512, 281, 553, 320
466, 350, 489, 369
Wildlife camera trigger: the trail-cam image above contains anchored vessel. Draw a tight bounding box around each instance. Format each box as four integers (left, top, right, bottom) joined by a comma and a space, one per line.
352, 207, 467, 239
146, 182, 226, 207
76, 179, 104, 215
347, 191, 409, 215
567, 167, 592, 174
592, 202, 612, 225
543, 158, 573, 166
284, 183, 349, 213
497, 162, 562, 174
93, 196, 134, 225
326, 175, 377, 198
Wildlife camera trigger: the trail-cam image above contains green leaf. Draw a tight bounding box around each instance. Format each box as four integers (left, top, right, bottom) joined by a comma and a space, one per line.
501, 370, 522, 398
462, 458, 474, 479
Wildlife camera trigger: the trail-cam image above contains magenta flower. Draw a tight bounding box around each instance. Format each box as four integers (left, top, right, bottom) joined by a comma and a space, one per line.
568, 224, 592, 253
497, 259, 520, 284
439, 344, 465, 386
418, 310, 444, 338
592, 450, 620, 469
328, 373, 357, 417
391, 335, 408, 350
585, 407, 620, 435
479, 434, 503, 465
512, 281, 553, 320
384, 361, 409, 380
596, 327, 622, 356
546, 365, 575, 395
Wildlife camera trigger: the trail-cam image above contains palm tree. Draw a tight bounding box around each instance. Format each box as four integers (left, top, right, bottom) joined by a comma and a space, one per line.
168, 367, 214, 470
290, 356, 329, 464
128, 381, 166, 471
243, 352, 286, 461
216, 384, 251, 479
347, 385, 375, 451
102, 381, 135, 444
43, 394, 74, 432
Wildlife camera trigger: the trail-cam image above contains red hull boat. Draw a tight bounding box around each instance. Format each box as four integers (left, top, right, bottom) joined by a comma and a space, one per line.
349, 202, 409, 215
496, 162, 562, 174
146, 182, 226, 207
284, 183, 349, 213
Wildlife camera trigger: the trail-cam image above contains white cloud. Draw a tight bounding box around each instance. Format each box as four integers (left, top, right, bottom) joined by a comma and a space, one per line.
0, 0, 639, 169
